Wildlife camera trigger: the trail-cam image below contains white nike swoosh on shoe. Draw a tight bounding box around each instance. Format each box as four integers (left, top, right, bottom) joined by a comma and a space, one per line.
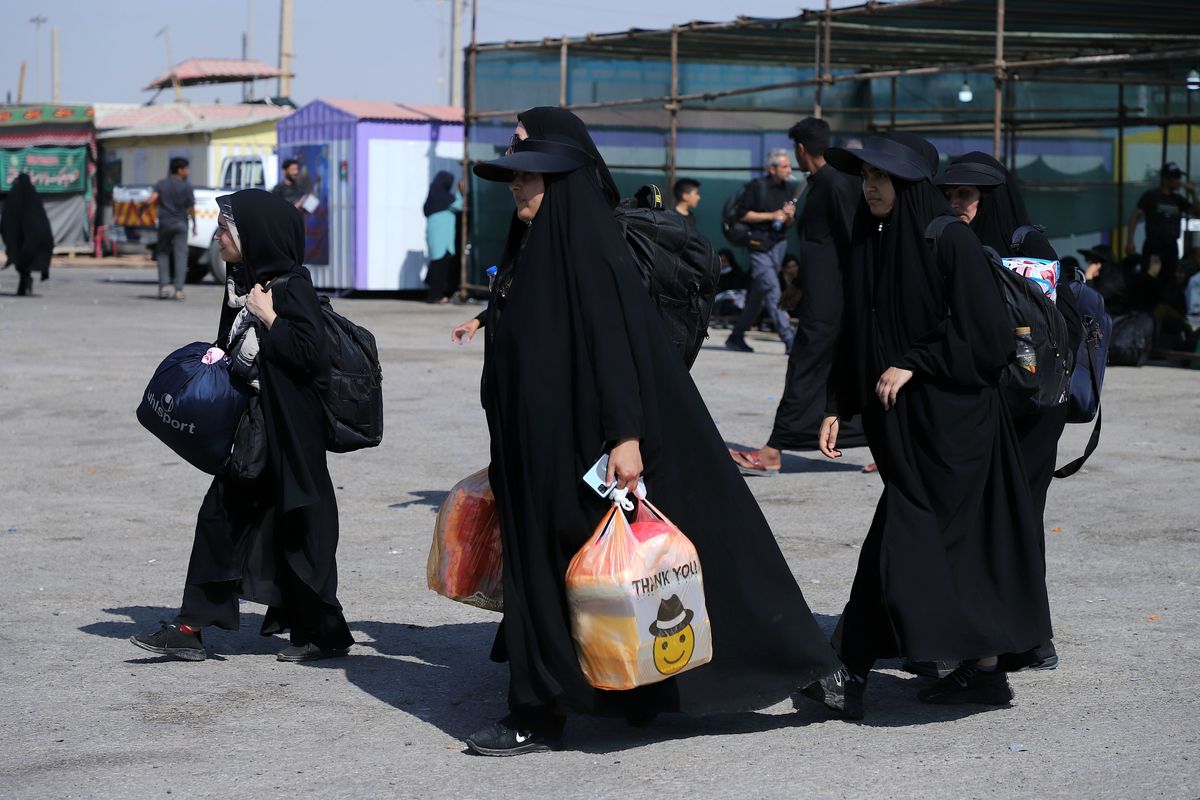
514, 732, 530, 743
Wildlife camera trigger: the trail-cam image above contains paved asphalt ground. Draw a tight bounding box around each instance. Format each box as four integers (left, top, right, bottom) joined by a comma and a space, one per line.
2, 266, 1198, 799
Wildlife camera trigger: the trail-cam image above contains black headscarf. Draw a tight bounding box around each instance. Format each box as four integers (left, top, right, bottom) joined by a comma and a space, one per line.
952, 152, 1032, 257
1, 173, 54, 277
228, 189, 306, 284
423, 171, 456, 217
518, 107, 621, 207
833, 136, 1010, 415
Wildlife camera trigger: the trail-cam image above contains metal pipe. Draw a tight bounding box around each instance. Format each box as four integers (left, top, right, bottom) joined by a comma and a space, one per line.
992, 0, 1005, 159
819, 0, 832, 119
1117, 83, 1125, 254
469, 46, 1200, 122
1161, 81, 1171, 170
890, 76, 897, 130
559, 36, 569, 106
668, 26, 679, 189
459, 0, 477, 297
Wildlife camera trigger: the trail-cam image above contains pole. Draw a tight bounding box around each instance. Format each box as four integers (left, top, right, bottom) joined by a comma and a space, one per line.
559, 36, 569, 106
451, 0, 464, 107
1005, 77, 1016, 173
992, 0, 1006, 159
1161, 82, 1171, 170
157, 27, 183, 103
815, 0, 832, 118
30, 15, 47, 102
278, 0, 294, 98
1117, 83, 1125, 253
890, 76, 897, 131
668, 26, 679, 189
51, 26, 60, 103
17, 60, 26, 104
459, 0, 477, 295
244, 0, 254, 101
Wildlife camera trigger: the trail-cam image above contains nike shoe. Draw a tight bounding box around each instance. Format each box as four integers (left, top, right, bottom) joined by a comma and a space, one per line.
465, 716, 563, 757
799, 668, 866, 720
130, 622, 206, 662
917, 664, 1014, 706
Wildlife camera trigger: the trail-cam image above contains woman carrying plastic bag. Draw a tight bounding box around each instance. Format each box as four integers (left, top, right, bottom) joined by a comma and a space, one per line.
450, 107, 843, 757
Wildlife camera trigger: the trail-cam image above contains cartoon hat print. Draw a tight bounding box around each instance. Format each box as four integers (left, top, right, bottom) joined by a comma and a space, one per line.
648, 594, 695, 637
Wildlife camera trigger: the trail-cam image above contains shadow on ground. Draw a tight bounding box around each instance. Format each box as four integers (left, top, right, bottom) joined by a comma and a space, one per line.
82, 606, 1005, 753
388, 490, 449, 510
724, 442, 868, 474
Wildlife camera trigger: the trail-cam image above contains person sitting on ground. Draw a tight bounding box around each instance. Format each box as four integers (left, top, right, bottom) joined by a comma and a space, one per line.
449, 106, 844, 756
801, 133, 1053, 718
131, 190, 354, 665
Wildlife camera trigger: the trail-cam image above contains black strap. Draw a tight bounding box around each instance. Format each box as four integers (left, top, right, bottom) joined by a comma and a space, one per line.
1053, 340, 1102, 479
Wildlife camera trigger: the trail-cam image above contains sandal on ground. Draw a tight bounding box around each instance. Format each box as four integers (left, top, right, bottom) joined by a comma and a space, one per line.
729, 448, 780, 477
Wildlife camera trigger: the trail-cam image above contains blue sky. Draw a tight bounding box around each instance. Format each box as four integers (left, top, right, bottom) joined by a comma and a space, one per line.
1, 0, 843, 107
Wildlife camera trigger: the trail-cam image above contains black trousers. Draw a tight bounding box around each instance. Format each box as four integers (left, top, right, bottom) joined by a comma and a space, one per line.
174, 567, 352, 649
426, 252, 458, 302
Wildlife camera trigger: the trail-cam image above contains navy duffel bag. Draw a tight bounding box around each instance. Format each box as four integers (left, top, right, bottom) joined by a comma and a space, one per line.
136, 342, 251, 475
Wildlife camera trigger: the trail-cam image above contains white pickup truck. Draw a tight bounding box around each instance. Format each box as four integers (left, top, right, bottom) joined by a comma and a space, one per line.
111, 154, 279, 283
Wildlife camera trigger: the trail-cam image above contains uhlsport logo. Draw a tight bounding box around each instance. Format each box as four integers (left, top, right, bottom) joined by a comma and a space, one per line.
146, 391, 195, 434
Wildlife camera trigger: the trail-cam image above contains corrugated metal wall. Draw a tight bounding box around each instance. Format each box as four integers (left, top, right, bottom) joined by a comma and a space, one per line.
277, 101, 356, 291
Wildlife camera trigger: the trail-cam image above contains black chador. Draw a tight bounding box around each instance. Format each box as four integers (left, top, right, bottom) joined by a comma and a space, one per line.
476, 108, 842, 730
936, 152, 1081, 528
824, 137, 1052, 675
767, 161, 865, 453
1, 173, 53, 296
134, 190, 353, 660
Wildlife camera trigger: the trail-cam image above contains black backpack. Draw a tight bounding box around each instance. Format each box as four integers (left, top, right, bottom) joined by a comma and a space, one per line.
926, 216, 1073, 418
720, 181, 754, 247
613, 186, 721, 369
273, 273, 384, 453
1108, 311, 1155, 367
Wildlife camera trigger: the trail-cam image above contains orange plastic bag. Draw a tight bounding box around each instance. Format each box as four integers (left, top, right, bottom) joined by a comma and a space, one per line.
427, 468, 504, 612
565, 497, 712, 690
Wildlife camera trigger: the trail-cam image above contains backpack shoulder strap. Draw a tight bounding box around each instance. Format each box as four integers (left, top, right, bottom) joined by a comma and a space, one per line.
924, 215, 962, 250
1009, 223, 1044, 254
1054, 341, 1103, 479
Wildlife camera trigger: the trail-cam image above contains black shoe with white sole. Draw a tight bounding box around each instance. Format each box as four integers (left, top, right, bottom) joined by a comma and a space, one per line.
997, 641, 1059, 672
799, 668, 866, 720
917, 664, 1013, 706
130, 623, 206, 662
465, 716, 563, 757
276, 643, 351, 663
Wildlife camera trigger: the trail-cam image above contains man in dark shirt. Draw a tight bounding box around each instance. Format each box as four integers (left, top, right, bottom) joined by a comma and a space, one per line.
271, 159, 314, 210
729, 118, 866, 475
672, 177, 701, 227
1126, 162, 1200, 286
147, 157, 196, 300
724, 149, 798, 353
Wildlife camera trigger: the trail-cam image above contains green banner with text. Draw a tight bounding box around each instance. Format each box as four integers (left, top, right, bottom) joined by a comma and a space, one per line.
1, 146, 89, 193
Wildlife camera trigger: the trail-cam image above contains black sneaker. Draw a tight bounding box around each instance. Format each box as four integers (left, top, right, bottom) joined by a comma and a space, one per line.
130, 623, 206, 662
465, 717, 563, 757
997, 641, 1059, 672
901, 659, 959, 679
276, 643, 351, 662
724, 335, 754, 353
917, 664, 1013, 705
799, 668, 865, 720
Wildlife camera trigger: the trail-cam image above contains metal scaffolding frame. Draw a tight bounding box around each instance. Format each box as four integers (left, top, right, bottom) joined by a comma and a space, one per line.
459, 0, 1200, 290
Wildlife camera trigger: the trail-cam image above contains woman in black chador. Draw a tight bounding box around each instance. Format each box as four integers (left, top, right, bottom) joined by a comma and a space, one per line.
803, 134, 1052, 717
935, 152, 1081, 672
1, 173, 54, 296
453, 107, 842, 756
131, 190, 353, 663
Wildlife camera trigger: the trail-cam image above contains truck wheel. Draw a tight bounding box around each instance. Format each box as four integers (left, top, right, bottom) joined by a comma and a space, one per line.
208, 242, 227, 283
